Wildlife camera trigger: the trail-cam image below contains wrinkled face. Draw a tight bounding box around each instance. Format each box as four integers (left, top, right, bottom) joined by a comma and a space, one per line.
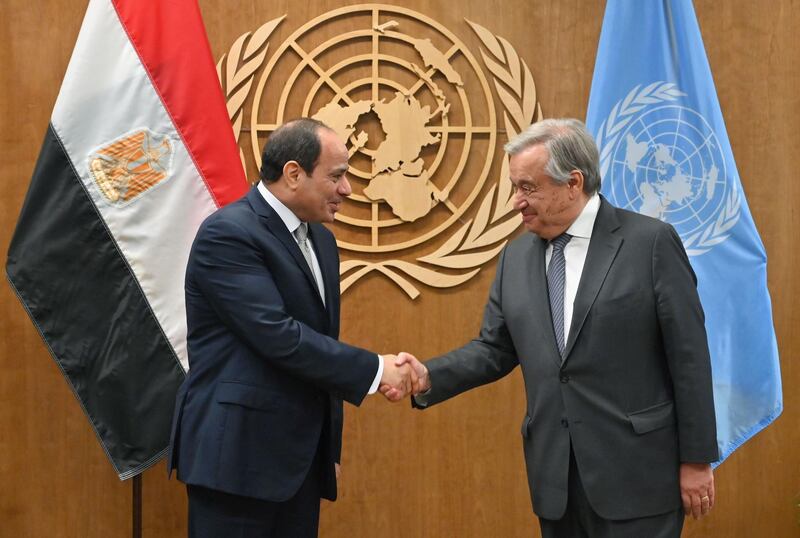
509, 144, 582, 240
295, 129, 352, 223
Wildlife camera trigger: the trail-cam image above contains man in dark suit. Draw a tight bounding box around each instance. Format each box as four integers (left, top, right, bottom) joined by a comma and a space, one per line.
168, 118, 418, 537
387, 119, 718, 537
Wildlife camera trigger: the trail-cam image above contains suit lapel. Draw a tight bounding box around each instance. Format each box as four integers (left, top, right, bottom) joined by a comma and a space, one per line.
247, 189, 325, 309
563, 198, 622, 361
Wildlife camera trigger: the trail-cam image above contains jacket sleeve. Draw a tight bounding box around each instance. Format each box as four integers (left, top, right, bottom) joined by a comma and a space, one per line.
652, 224, 719, 462
414, 249, 519, 408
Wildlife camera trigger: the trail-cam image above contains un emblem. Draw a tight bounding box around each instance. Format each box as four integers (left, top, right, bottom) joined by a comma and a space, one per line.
218, 5, 542, 297
596, 82, 741, 256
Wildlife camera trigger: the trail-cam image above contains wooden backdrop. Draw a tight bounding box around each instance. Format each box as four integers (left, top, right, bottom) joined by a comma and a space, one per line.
1, 0, 797, 536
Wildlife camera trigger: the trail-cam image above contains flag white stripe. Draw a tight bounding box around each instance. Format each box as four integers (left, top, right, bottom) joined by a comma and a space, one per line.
52, 0, 218, 370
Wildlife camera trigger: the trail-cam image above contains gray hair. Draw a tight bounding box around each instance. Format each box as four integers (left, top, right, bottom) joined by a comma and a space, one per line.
504, 118, 601, 194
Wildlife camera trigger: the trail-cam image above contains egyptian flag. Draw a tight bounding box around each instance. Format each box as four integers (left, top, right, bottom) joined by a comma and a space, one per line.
5, 0, 247, 479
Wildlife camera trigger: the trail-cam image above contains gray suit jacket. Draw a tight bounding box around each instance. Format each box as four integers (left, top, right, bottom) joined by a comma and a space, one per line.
416, 197, 718, 520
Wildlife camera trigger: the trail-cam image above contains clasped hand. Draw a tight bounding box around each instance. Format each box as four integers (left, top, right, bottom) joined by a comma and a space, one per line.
378, 352, 429, 402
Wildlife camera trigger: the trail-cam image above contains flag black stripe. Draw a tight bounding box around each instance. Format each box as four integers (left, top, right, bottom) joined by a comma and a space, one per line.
6, 124, 185, 479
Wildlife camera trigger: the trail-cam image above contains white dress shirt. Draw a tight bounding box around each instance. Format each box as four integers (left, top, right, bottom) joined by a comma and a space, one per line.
544, 194, 600, 346
257, 182, 383, 393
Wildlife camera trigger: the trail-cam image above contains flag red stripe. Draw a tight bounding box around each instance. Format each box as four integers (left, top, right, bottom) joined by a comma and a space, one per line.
111, 0, 248, 207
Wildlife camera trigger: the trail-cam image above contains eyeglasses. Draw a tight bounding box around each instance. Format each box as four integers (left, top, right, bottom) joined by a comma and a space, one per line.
510, 173, 578, 198
510, 182, 538, 198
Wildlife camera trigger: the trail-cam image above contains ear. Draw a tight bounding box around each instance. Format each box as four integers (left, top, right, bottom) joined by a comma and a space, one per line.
283, 160, 302, 190
568, 170, 584, 197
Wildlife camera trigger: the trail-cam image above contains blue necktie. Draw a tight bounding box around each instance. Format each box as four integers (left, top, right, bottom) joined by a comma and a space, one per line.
547, 233, 572, 357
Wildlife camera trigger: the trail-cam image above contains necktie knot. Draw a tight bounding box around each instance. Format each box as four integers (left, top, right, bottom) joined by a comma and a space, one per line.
550, 233, 572, 252
294, 222, 309, 243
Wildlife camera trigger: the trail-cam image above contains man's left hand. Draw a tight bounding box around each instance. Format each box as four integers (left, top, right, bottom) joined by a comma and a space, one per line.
680, 462, 714, 519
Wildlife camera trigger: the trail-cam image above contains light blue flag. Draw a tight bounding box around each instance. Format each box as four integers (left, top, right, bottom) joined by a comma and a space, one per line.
585, 0, 782, 464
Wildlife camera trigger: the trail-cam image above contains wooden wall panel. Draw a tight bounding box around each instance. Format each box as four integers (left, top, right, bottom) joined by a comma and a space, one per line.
0, 1, 131, 537
685, 1, 800, 536
0, 1, 797, 537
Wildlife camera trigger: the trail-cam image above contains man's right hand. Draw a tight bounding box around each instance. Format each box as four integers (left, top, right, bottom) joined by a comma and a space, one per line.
380, 352, 429, 402
379, 354, 419, 401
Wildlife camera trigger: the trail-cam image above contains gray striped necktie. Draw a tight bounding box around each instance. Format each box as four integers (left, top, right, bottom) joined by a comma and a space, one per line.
547, 233, 572, 357
293, 223, 320, 294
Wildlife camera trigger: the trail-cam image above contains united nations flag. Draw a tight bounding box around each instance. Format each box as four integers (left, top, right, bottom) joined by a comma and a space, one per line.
585, 0, 782, 464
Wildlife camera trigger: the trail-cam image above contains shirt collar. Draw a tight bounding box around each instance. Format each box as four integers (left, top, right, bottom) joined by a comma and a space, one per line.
257, 181, 303, 235
566, 193, 600, 240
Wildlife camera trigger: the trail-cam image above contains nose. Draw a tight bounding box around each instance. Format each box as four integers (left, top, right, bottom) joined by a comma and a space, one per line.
513, 191, 528, 211
339, 175, 352, 196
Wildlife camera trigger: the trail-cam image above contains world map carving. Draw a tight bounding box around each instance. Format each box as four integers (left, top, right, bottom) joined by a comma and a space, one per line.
310, 25, 456, 223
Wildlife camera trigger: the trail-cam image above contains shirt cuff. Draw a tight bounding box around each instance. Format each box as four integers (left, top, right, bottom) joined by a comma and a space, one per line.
412, 386, 432, 406
367, 354, 384, 394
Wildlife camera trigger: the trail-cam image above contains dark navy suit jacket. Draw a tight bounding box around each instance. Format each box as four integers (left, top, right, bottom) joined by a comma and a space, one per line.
168, 187, 378, 502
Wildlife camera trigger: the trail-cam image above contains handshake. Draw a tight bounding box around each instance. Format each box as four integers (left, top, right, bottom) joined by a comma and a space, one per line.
378, 352, 429, 402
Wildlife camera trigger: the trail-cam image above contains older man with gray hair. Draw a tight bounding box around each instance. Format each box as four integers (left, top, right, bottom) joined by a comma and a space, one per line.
388, 118, 719, 537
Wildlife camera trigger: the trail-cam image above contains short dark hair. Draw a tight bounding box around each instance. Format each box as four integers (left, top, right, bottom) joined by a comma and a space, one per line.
259, 118, 330, 183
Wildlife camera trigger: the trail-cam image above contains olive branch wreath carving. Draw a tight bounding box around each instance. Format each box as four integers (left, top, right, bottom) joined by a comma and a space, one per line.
216, 16, 285, 171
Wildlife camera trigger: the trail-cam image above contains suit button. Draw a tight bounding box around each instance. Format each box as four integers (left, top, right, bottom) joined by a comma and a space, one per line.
560, 374, 570, 383
560, 419, 569, 428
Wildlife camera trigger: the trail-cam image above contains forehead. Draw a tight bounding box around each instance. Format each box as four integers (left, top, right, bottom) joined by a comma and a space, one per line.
317, 129, 349, 169
509, 144, 549, 181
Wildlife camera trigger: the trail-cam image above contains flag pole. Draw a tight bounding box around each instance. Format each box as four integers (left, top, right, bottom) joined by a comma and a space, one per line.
132, 474, 142, 538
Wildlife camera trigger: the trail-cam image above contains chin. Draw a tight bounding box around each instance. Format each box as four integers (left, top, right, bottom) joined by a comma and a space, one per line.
523, 221, 542, 235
